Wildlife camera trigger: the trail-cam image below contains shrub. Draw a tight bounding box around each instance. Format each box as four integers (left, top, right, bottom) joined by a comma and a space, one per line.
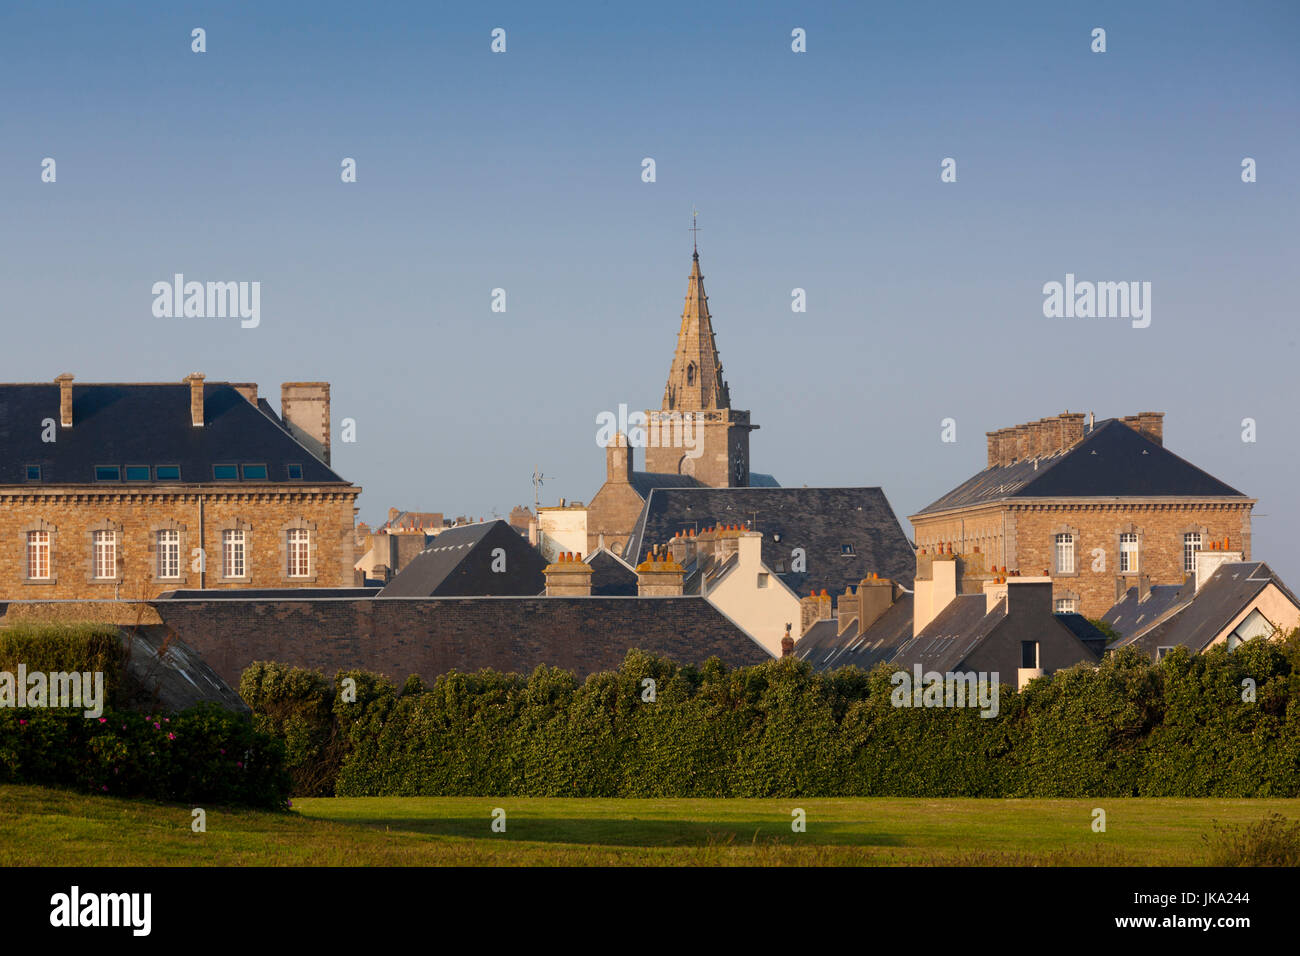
1203, 813, 1300, 866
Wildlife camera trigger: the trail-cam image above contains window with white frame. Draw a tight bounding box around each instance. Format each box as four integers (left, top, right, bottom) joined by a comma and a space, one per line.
222, 529, 246, 578
93, 530, 116, 579
1053, 597, 1077, 614
1119, 533, 1139, 573
287, 528, 311, 578
1183, 532, 1202, 574
27, 530, 50, 579
1054, 533, 1075, 574
157, 529, 181, 579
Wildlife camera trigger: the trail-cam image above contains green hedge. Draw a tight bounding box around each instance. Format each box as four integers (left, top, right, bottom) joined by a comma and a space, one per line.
0, 623, 291, 808
0, 704, 290, 808
241, 633, 1300, 798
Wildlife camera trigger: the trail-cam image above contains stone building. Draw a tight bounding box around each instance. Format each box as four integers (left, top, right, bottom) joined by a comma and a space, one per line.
909, 412, 1254, 617
0, 374, 360, 599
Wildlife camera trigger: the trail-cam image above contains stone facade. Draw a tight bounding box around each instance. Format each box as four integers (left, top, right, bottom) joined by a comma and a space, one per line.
0, 487, 359, 599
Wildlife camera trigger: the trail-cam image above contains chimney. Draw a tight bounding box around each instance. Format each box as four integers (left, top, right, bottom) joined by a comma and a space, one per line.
983, 576, 1009, 614
231, 382, 259, 405
1195, 545, 1243, 592
280, 382, 331, 464
837, 586, 859, 636
544, 552, 593, 596
856, 575, 894, 634
669, 529, 698, 567
800, 589, 832, 633
913, 551, 959, 636
1137, 573, 1151, 602
1137, 412, 1164, 446
714, 524, 743, 561
605, 431, 633, 484
736, 529, 762, 566
636, 552, 684, 596
781, 624, 795, 658
55, 373, 74, 428
185, 373, 205, 427
1115, 575, 1129, 604
986, 431, 999, 469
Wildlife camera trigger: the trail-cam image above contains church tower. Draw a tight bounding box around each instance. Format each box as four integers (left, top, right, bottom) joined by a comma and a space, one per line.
643, 245, 756, 487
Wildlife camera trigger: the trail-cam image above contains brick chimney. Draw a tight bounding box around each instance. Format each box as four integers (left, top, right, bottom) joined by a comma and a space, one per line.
669, 528, 698, 567
800, 589, 833, 633
231, 382, 259, 405
544, 552, 592, 596
636, 551, 684, 596
55, 373, 74, 428
837, 585, 859, 636
184, 373, 205, 427
281, 382, 331, 464
781, 623, 795, 658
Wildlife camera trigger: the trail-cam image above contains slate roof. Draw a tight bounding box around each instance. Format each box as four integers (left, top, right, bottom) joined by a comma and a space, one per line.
587, 548, 639, 596
1111, 562, 1300, 657
630, 471, 705, 498
0, 382, 348, 485
795, 593, 916, 672
377, 520, 548, 597
153, 594, 773, 686
915, 418, 1247, 516
890, 595, 1006, 673
625, 487, 915, 594
1100, 584, 1188, 640
1053, 613, 1111, 657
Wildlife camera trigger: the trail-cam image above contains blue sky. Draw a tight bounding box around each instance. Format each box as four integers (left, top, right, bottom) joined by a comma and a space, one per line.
2, 1, 1297, 576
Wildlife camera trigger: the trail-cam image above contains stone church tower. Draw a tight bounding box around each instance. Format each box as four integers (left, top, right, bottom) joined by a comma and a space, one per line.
643, 248, 757, 487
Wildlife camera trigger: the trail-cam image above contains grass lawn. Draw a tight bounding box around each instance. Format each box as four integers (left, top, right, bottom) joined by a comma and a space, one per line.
1, 784, 1295, 866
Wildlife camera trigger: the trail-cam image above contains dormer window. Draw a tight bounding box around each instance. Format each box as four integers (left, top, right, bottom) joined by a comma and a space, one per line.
124, 465, 150, 481
94, 466, 120, 482
286, 464, 303, 480
25, 465, 41, 481
241, 464, 268, 480
213, 464, 238, 481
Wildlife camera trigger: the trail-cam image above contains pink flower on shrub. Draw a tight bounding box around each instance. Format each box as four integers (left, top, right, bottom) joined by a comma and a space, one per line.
153, 723, 160, 730
167, 733, 175, 740
236, 761, 243, 768
101, 785, 108, 791
18, 719, 26, 726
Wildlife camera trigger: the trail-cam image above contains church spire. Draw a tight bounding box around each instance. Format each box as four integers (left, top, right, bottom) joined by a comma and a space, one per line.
662, 240, 730, 412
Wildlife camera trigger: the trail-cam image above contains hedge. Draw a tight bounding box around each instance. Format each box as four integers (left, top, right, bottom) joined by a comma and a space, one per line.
241, 630, 1300, 798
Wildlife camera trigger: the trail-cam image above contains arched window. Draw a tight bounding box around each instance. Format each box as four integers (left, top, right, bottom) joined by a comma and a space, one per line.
686, 363, 696, 386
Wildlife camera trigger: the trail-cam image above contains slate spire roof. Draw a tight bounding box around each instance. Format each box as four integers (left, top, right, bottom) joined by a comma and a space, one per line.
914, 417, 1247, 516
662, 250, 730, 412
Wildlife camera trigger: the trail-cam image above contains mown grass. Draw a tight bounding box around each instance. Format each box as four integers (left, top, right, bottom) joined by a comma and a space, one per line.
2, 784, 1296, 866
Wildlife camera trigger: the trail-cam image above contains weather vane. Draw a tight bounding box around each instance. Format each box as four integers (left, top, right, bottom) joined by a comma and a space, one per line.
690, 207, 700, 255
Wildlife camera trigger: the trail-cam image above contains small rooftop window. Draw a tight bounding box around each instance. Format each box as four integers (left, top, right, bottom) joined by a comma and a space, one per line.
95, 465, 120, 482
213, 464, 238, 481
840, 544, 856, 556
241, 464, 268, 480
286, 463, 303, 480
124, 465, 150, 482
156, 465, 181, 481
25, 465, 41, 481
